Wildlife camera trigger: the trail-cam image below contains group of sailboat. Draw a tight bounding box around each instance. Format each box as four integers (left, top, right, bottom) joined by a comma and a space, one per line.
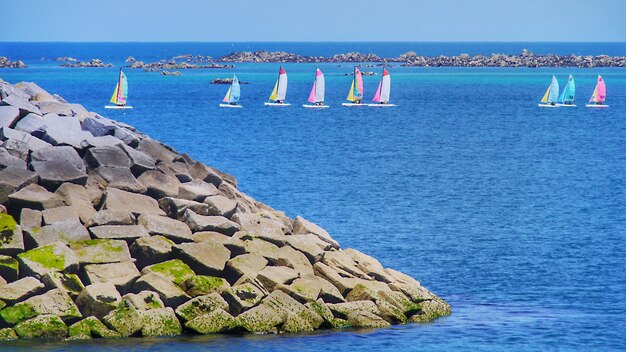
218, 67, 395, 108
538, 75, 608, 108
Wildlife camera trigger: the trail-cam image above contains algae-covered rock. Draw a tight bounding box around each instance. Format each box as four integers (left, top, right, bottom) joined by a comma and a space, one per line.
184, 308, 237, 334
259, 290, 324, 331
305, 299, 351, 329
256, 265, 298, 291
0, 302, 38, 325
14, 314, 68, 339
0, 213, 24, 256
41, 272, 85, 299
224, 253, 268, 284
222, 283, 266, 315
68, 316, 120, 338
346, 310, 390, 329
17, 243, 78, 277
122, 291, 165, 311
276, 275, 321, 303
69, 239, 132, 265
20, 288, 82, 323
0, 327, 18, 341
140, 307, 181, 337
174, 292, 228, 322
133, 272, 190, 307
141, 259, 195, 285
75, 282, 122, 319
102, 300, 143, 337
0, 254, 18, 282
172, 240, 230, 276
179, 275, 230, 297
408, 299, 451, 323
236, 304, 283, 333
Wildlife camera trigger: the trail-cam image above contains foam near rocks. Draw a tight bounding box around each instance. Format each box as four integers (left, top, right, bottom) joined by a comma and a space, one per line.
0, 79, 449, 341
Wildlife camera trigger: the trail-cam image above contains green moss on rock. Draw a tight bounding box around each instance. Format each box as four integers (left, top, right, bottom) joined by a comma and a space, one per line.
0, 303, 38, 325
69, 317, 120, 338
143, 259, 195, 285
408, 299, 451, 323
13, 314, 68, 339
18, 245, 65, 271
0, 255, 19, 281
140, 308, 182, 337
0, 213, 17, 234
0, 327, 18, 341
102, 300, 142, 337
184, 308, 237, 334
179, 275, 229, 297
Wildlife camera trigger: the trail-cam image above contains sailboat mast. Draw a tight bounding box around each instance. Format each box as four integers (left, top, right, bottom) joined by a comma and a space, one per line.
116, 68, 123, 105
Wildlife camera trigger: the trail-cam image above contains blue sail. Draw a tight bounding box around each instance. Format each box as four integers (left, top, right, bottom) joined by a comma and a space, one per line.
230, 75, 240, 103
548, 75, 559, 103
558, 75, 575, 103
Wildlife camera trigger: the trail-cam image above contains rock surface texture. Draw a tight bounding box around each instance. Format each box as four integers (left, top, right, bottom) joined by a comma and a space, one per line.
0, 79, 449, 341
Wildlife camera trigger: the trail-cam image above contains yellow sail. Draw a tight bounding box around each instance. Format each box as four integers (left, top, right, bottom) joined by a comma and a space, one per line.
110, 83, 119, 104
346, 79, 355, 102
269, 81, 278, 101
590, 85, 598, 102
540, 85, 551, 103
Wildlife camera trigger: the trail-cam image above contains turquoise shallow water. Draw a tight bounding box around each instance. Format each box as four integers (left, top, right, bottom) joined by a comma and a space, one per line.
1, 43, 625, 351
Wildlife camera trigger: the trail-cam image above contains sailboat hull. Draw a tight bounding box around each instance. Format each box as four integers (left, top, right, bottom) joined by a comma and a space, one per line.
368, 103, 396, 107
105, 105, 133, 109
537, 104, 559, 108
342, 103, 366, 107
219, 104, 242, 108
585, 104, 609, 108
303, 104, 329, 109
555, 104, 577, 107
264, 102, 291, 107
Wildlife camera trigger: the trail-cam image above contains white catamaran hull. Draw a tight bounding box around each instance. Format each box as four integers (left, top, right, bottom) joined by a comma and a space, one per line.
219, 104, 243, 108
264, 102, 291, 107
368, 103, 397, 107
342, 103, 366, 107
538, 104, 559, 108
555, 104, 577, 107
585, 104, 609, 108
105, 105, 133, 109
303, 104, 329, 109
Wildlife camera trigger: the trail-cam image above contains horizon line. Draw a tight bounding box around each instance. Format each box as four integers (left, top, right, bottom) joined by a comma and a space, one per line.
3, 40, 626, 44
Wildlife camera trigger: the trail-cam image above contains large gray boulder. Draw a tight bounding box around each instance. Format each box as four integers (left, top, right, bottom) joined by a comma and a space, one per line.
172, 240, 230, 276
83, 261, 141, 293
14, 113, 45, 134
0, 148, 26, 169
0, 105, 20, 128
137, 170, 180, 199
20, 288, 82, 323
0, 214, 24, 256
133, 272, 190, 307
17, 242, 79, 277
101, 188, 165, 216
8, 183, 64, 210
0, 167, 38, 204
203, 195, 238, 218
223, 253, 268, 284
35, 101, 73, 116
41, 206, 80, 225
140, 307, 182, 336
69, 239, 132, 265
129, 235, 173, 269
137, 213, 192, 243
1, 94, 41, 115
293, 216, 340, 249
181, 209, 240, 235
136, 138, 178, 163
1, 138, 29, 160
84, 145, 129, 168
89, 224, 150, 241
81, 115, 116, 137
232, 213, 287, 246
85, 210, 134, 227
177, 179, 219, 202
117, 144, 155, 175
23, 220, 91, 248
92, 166, 146, 193
13, 315, 68, 339
75, 283, 122, 319
40, 114, 92, 148
30, 146, 88, 188
0, 127, 50, 151
0, 277, 44, 304
102, 300, 143, 337
159, 197, 210, 219
54, 183, 97, 224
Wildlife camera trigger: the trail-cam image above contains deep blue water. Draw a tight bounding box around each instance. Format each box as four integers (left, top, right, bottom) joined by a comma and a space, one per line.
0, 43, 625, 351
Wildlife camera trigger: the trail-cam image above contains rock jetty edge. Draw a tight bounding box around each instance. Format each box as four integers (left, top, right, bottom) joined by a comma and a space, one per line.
0, 78, 449, 341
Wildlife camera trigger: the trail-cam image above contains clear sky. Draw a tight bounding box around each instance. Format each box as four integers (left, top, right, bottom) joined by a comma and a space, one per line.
3, 0, 625, 42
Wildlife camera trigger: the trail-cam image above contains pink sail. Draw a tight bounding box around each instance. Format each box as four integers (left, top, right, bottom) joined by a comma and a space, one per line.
307, 82, 316, 103
596, 76, 606, 103
372, 81, 382, 102
356, 68, 363, 97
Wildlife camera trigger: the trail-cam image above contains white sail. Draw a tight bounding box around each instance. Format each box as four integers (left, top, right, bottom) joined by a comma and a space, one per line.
380, 70, 391, 102
276, 68, 288, 101
315, 70, 325, 102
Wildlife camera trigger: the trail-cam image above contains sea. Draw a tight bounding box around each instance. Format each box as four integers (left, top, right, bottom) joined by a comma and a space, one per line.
0, 42, 624, 352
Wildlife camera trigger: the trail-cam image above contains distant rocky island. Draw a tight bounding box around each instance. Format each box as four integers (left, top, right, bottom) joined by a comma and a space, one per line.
0, 79, 449, 341
4, 49, 625, 69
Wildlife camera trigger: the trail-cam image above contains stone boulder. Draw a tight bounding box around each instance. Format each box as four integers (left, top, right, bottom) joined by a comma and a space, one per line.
85, 210, 134, 227
141, 259, 195, 285
8, 183, 64, 210
182, 210, 240, 235
17, 243, 79, 277
69, 239, 132, 265
0, 213, 25, 256
35, 101, 73, 116
14, 113, 45, 134
54, 183, 97, 224
1, 94, 41, 115
0, 254, 19, 282
41, 206, 80, 224
122, 291, 165, 311
172, 240, 230, 276
293, 216, 340, 249
23, 220, 91, 248
118, 144, 155, 175
177, 179, 219, 202
184, 308, 237, 334
68, 316, 120, 338
84, 145, 130, 169
29, 146, 88, 188
75, 282, 122, 319
179, 275, 230, 297
174, 292, 229, 321
0, 277, 44, 304
140, 307, 181, 336
19, 288, 82, 323
102, 300, 143, 337
256, 265, 299, 291
137, 170, 180, 199
222, 282, 266, 316
101, 188, 165, 216
89, 224, 149, 241
129, 235, 173, 269
203, 195, 237, 218
0, 105, 20, 128
136, 138, 178, 163
13, 314, 68, 339
159, 197, 210, 219
83, 261, 141, 293
41, 272, 84, 299
137, 214, 193, 243
92, 166, 146, 193
133, 272, 190, 307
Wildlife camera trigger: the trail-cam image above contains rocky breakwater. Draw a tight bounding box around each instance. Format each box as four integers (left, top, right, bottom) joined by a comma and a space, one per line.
216, 51, 382, 63
0, 58, 27, 69
60, 59, 113, 68
0, 79, 449, 341
129, 57, 234, 71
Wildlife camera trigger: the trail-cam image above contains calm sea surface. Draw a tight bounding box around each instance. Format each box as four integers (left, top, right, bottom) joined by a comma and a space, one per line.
0, 43, 624, 351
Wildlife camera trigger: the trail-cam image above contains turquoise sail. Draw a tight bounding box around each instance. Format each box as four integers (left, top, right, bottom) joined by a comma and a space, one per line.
558, 75, 575, 103
230, 75, 240, 103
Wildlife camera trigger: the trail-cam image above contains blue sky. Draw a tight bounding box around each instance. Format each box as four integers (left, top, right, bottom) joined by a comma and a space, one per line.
3, 0, 625, 42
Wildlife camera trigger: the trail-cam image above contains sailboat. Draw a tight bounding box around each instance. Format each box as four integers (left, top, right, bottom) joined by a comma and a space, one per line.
586, 75, 608, 108
265, 67, 290, 106
105, 68, 133, 109
368, 68, 395, 107
538, 75, 559, 108
556, 75, 576, 107
219, 75, 242, 108
303, 68, 329, 108
342, 67, 365, 107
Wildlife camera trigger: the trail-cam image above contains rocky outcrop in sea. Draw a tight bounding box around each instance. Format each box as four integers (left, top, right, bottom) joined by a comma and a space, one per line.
129, 58, 234, 71
0, 58, 27, 69
215, 49, 626, 67
60, 59, 113, 68
210, 78, 248, 85
0, 79, 449, 340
